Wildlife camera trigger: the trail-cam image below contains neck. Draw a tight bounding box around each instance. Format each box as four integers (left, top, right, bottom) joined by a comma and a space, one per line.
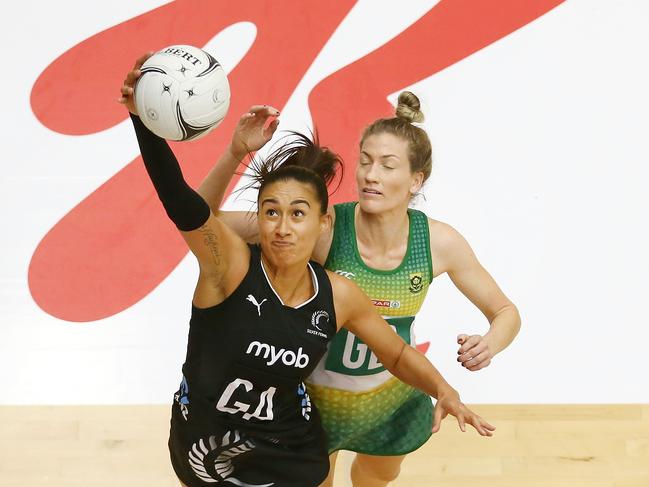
355, 202, 410, 253
261, 255, 314, 307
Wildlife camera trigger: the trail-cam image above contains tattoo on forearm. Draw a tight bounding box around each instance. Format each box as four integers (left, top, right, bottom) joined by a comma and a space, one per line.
199, 225, 222, 266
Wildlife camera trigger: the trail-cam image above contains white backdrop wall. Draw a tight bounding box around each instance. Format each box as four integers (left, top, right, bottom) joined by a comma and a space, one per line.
1, 0, 648, 404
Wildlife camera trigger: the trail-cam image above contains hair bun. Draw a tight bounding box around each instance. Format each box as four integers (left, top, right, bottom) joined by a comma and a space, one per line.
395, 91, 424, 123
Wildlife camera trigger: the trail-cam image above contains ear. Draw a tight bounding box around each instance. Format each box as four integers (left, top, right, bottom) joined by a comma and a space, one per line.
410, 171, 424, 195
319, 211, 332, 234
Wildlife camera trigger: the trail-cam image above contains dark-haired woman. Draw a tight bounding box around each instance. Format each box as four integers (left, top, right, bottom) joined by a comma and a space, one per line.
119, 56, 494, 487
195, 92, 521, 487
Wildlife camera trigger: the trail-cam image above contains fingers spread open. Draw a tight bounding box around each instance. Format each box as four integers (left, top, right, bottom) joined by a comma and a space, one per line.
468, 415, 496, 437
432, 403, 443, 433
456, 414, 466, 433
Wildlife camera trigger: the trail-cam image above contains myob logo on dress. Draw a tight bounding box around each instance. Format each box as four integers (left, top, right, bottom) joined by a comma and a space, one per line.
246, 341, 310, 368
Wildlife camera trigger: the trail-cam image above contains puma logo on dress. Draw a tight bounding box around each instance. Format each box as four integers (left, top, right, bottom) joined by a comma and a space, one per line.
246, 294, 267, 316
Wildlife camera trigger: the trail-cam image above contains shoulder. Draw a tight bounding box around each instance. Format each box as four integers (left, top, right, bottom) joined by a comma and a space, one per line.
326, 270, 375, 331
427, 218, 476, 276
326, 269, 352, 294
326, 269, 362, 305
427, 218, 467, 248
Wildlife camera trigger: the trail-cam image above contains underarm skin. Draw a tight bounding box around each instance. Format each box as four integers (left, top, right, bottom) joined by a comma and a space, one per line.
130, 113, 210, 231
198, 225, 222, 267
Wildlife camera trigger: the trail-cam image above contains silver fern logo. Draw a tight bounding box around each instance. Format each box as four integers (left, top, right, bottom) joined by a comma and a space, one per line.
188, 430, 274, 486
308, 310, 329, 338
310, 310, 329, 331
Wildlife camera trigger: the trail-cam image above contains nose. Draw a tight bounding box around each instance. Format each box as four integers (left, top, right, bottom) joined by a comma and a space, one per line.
276, 214, 291, 237
364, 162, 379, 183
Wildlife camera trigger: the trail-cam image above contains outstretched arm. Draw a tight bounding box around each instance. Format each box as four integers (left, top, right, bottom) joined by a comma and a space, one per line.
129, 113, 248, 305
330, 272, 495, 436
119, 52, 279, 244
120, 54, 248, 307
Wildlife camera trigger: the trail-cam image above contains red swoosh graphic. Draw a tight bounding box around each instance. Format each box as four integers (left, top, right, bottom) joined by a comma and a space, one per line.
28, 0, 355, 322
28, 0, 564, 323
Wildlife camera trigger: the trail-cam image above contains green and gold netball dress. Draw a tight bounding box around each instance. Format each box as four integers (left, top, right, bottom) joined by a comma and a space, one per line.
307, 202, 434, 455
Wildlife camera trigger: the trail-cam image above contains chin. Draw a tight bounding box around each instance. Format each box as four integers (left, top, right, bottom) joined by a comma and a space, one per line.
357, 197, 387, 214
269, 246, 308, 267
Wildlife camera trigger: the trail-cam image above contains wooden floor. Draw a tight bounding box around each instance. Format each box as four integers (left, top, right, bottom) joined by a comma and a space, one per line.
1, 405, 647, 486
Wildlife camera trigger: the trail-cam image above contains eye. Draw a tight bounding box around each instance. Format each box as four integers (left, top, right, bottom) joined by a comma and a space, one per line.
265, 208, 278, 217
293, 209, 305, 217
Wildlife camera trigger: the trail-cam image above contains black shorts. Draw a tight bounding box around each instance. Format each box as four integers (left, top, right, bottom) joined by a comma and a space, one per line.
168, 405, 329, 487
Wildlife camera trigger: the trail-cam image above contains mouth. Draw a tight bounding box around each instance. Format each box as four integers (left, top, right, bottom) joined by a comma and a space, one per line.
271, 241, 294, 248
362, 188, 382, 196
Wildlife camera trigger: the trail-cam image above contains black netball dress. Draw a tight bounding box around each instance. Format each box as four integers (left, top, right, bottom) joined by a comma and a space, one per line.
169, 244, 338, 487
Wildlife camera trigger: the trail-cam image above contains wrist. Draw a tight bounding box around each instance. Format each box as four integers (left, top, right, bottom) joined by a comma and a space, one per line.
437, 385, 459, 402
227, 144, 248, 162
482, 332, 500, 357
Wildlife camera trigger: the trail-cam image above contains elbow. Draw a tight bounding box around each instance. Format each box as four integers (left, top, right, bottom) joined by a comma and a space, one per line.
510, 303, 522, 336
486, 303, 521, 353
384, 342, 408, 376
492, 302, 521, 327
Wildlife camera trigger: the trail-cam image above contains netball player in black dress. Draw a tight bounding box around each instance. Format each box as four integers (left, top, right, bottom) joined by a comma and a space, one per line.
121, 56, 494, 487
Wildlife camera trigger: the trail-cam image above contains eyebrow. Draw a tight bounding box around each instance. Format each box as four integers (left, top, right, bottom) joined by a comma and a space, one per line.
291, 199, 311, 207
360, 150, 400, 160
260, 198, 311, 208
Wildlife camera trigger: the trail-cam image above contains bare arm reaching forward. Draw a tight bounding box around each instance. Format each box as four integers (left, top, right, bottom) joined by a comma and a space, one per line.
329, 271, 496, 436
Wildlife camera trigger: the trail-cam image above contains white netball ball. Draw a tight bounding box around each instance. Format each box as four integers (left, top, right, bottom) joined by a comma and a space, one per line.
135, 45, 230, 141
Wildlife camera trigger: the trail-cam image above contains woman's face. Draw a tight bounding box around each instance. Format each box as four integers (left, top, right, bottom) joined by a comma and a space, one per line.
257, 179, 329, 268
356, 132, 423, 214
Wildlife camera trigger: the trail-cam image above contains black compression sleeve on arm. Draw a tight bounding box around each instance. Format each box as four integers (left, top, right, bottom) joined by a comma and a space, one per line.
130, 113, 210, 231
